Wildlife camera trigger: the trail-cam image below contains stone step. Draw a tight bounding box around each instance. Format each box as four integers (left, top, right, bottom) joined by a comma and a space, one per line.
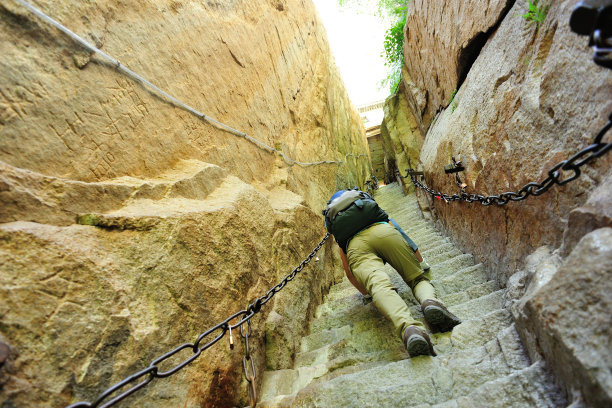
418, 236, 451, 252
312, 279, 503, 336
261, 323, 529, 407
440, 280, 499, 307
411, 361, 565, 408
432, 264, 489, 296
324, 279, 355, 301
259, 184, 562, 408
426, 247, 465, 266
316, 271, 498, 321
421, 242, 456, 258
400, 222, 436, 235
286, 328, 532, 407
303, 303, 513, 362
446, 289, 505, 321
402, 227, 441, 242
428, 254, 475, 278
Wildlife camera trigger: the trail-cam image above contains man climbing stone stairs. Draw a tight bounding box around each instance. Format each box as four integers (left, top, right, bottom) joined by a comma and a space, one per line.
258, 183, 565, 407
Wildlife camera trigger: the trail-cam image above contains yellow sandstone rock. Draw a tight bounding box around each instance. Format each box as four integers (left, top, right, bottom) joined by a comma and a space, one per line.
0, 0, 369, 406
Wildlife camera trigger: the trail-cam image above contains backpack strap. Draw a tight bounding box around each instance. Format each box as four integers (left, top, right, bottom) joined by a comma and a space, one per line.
389, 218, 418, 252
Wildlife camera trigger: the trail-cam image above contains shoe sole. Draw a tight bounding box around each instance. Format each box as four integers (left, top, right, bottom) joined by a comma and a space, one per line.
424, 305, 461, 333
406, 334, 432, 358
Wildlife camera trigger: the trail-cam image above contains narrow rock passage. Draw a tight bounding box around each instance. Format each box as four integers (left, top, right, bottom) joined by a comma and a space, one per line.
259, 183, 564, 407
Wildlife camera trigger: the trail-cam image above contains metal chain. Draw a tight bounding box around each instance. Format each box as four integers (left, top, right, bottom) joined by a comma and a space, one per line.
398, 112, 611, 206
66, 233, 330, 408
365, 175, 379, 194
241, 320, 257, 408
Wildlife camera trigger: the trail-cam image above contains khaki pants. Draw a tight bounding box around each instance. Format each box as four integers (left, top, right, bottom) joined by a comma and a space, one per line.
347, 222, 437, 338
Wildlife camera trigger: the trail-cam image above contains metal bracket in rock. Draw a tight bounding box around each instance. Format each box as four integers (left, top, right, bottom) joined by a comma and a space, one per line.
398, 111, 612, 206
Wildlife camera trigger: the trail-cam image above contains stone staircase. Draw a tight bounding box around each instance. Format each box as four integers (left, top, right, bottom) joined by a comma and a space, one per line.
258, 183, 565, 407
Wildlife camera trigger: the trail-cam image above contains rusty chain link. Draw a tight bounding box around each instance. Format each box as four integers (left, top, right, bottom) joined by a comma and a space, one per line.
397, 112, 611, 206
66, 233, 330, 408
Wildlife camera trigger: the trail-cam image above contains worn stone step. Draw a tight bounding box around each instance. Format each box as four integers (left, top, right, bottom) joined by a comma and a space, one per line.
324, 279, 355, 301
418, 237, 452, 252
313, 282, 504, 337
304, 303, 513, 366
317, 273, 498, 321
403, 228, 441, 242
309, 299, 384, 334
403, 289, 505, 325
440, 280, 499, 307
401, 223, 436, 235
288, 328, 532, 407
447, 289, 504, 321
262, 324, 530, 407
297, 318, 524, 374
317, 272, 498, 321
428, 254, 475, 278
259, 183, 562, 408
447, 308, 513, 351
421, 242, 456, 258
393, 218, 428, 229
432, 264, 489, 296
412, 361, 566, 408
426, 247, 465, 266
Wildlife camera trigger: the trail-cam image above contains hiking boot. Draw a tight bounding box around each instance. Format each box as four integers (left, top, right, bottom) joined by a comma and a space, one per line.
402, 326, 436, 358
422, 299, 461, 333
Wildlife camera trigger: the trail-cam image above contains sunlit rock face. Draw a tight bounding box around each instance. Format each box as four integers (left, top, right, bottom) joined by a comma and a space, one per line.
380, 80, 425, 190
419, 0, 612, 284
0, 0, 368, 406
402, 0, 514, 134
394, 0, 612, 404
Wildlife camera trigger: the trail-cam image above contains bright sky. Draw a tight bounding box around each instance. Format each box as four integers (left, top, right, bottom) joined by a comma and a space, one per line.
312, 0, 389, 107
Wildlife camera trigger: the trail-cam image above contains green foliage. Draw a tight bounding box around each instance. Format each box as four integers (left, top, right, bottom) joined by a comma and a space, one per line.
338, 1, 409, 94
380, 8, 407, 93
448, 89, 458, 113
522, 0, 548, 30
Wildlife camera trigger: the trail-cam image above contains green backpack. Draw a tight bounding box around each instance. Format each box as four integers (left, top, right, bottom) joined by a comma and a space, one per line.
323, 189, 389, 252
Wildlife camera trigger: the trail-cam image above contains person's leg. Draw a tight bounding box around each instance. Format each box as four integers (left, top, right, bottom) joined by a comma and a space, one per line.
347, 230, 423, 339
369, 223, 461, 333
411, 274, 437, 304
409, 273, 461, 333
368, 223, 424, 285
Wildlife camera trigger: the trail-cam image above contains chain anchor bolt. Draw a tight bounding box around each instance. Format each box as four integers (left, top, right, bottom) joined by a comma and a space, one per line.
444, 156, 464, 174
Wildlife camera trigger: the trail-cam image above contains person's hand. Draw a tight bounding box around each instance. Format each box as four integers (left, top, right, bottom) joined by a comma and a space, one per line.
361, 294, 373, 306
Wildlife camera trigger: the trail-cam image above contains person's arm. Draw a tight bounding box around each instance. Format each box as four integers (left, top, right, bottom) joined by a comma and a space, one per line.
339, 246, 368, 295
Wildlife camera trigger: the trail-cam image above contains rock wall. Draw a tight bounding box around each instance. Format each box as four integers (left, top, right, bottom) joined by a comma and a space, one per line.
388, 0, 612, 405
419, 0, 612, 286
403, 0, 515, 133
380, 80, 425, 187
0, 0, 370, 406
